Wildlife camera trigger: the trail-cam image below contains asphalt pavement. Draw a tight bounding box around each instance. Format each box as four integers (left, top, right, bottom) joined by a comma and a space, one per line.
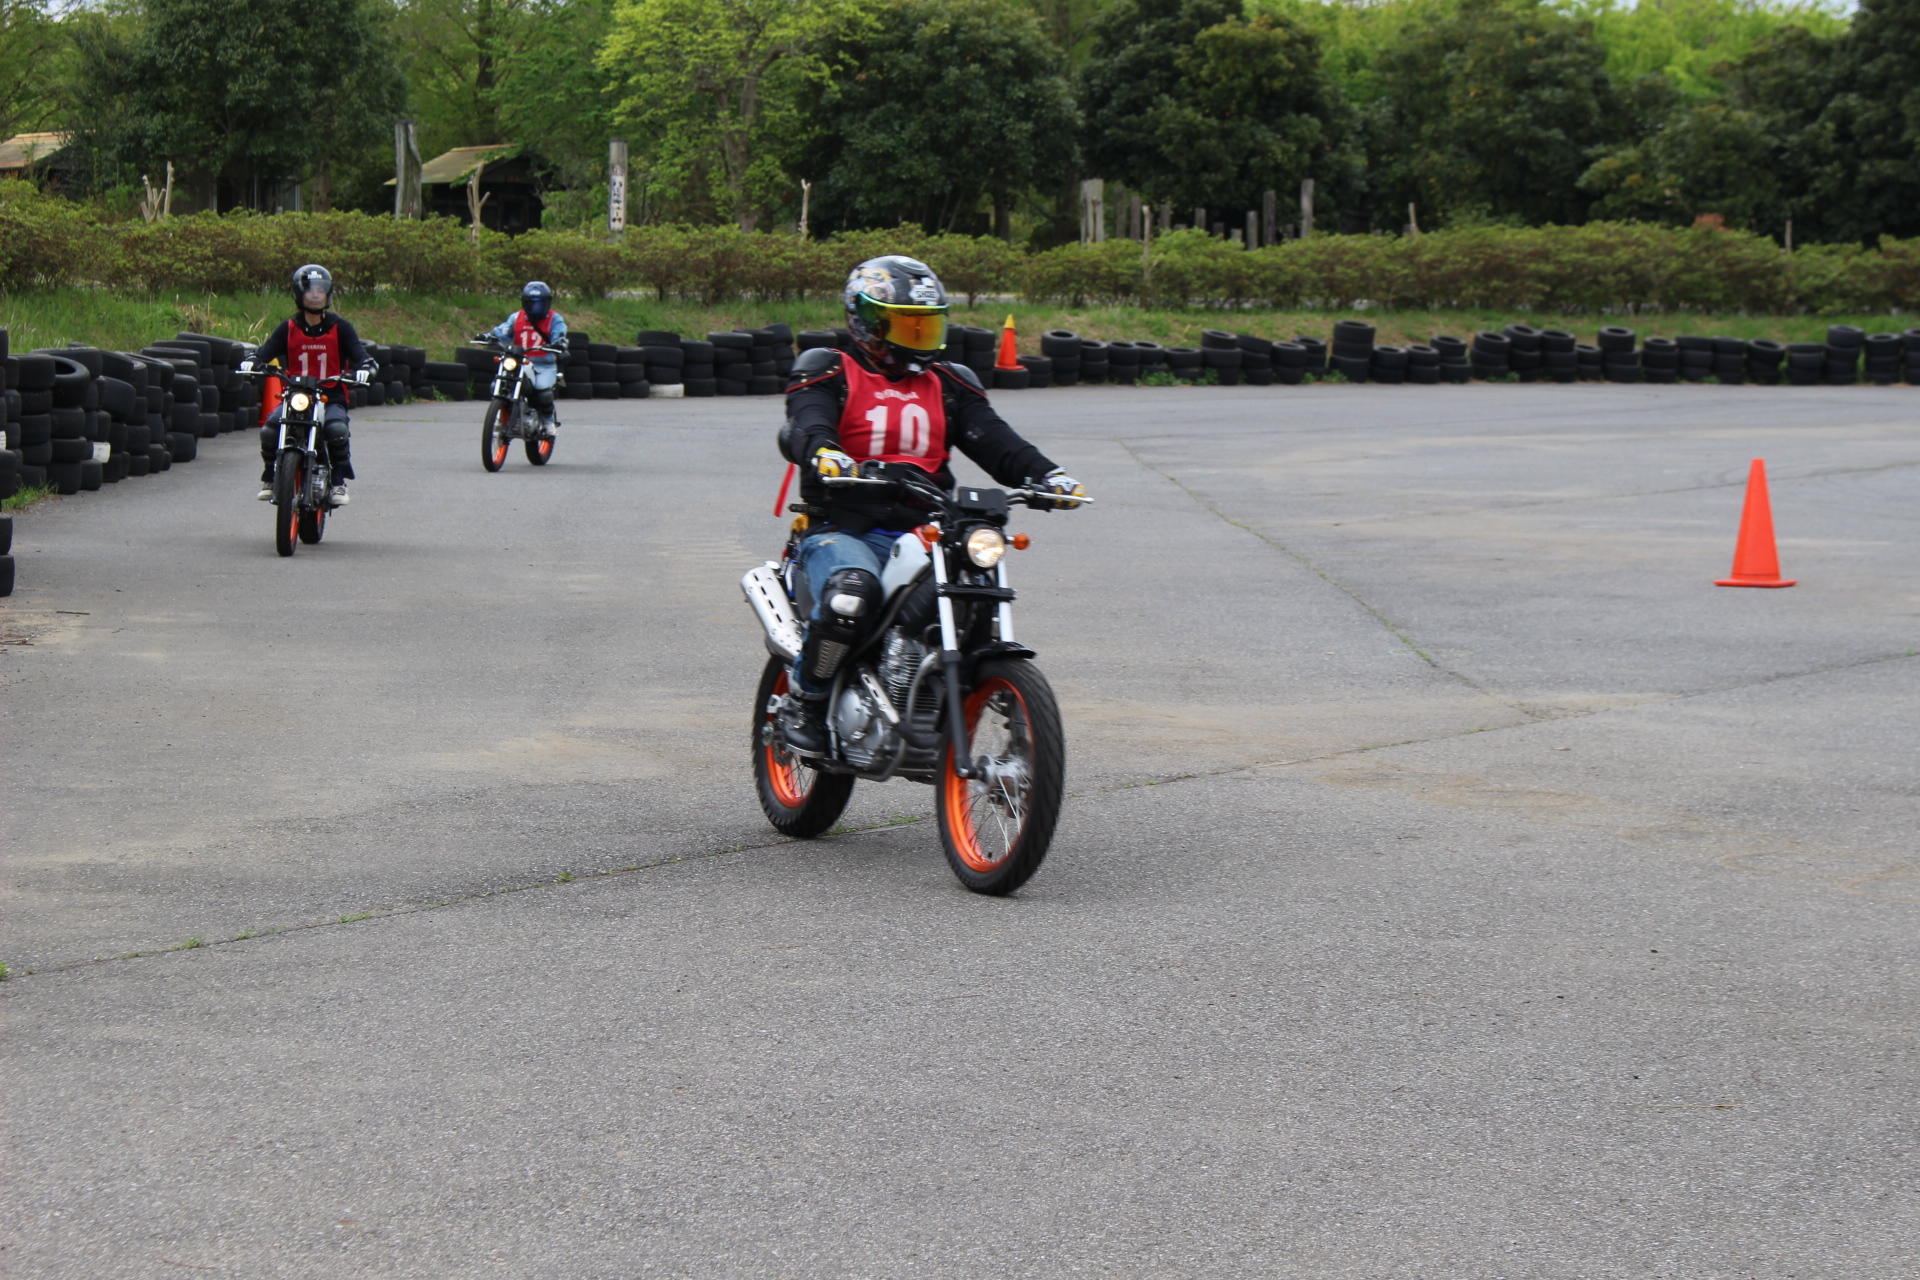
3, 381, 1916, 1278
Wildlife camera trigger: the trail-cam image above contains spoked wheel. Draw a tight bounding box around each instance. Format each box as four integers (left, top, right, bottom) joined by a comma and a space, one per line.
752, 656, 853, 837
525, 428, 553, 466
481, 399, 510, 472
937, 658, 1064, 895
273, 452, 302, 558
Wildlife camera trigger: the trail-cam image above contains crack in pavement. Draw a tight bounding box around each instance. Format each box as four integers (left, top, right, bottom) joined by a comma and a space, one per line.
1118, 438, 1543, 720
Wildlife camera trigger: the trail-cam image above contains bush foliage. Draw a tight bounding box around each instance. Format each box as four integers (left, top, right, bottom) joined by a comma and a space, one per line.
3, 182, 1915, 314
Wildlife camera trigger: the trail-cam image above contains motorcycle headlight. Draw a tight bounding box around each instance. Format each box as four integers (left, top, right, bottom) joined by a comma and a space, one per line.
500, 356, 519, 372
964, 527, 1007, 568
289, 391, 312, 413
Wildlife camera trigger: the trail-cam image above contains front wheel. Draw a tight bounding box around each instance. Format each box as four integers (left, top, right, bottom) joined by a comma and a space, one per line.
481, 399, 509, 471
752, 656, 853, 837
273, 452, 302, 558
937, 658, 1064, 895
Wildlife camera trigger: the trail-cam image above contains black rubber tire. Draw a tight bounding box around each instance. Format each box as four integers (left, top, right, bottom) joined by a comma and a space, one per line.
482, 400, 510, 471
166, 432, 197, 463
0, 515, 11, 555
752, 656, 855, 837
1330, 353, 1371, 382
525, 429, 553, 465
0, 553, 12, 597
274, 452, 301, 557
937, 658, 1064, 896
298, 501, 326, 544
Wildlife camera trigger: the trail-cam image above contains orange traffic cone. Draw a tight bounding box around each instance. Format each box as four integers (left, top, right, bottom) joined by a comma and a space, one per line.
995, 314, 1021, 371
258, 373, 283, 426
1716, 458, 1796, 588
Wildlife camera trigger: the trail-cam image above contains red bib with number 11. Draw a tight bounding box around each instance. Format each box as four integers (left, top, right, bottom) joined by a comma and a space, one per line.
838, 359, 947, 473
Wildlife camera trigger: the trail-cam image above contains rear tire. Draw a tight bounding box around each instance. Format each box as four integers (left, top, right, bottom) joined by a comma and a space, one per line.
273, 452, 301, 558
481, 400, 509, 471
526, 429, 553, 465
298, 503, 326, 544
752, 656, 853, 837
937, 659, 1064, 895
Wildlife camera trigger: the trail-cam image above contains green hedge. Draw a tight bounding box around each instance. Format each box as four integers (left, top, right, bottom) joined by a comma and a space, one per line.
4, 181, 1917, 313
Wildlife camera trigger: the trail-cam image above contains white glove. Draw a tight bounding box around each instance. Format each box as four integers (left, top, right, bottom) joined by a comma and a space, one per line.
1042, 467, 1085, 508
238, 359, 256, 375
353, 368, 373, 386
812, 446, 857, 479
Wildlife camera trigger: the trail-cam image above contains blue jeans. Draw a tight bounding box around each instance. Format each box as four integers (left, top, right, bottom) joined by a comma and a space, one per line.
790, 527, 902, 695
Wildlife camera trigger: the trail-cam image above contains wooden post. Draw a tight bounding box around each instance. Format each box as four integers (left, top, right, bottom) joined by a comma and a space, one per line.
1080, 178, 1106, 244
1299, 178, 1315, 240
1159, 203, 1172, 236
1262, 189, 1277, 247
1407, 202, 1420, 236
1129, 193, 1143, 240
393, 120, 422, 219
798, 178, 812, 239
467, 165, 491, 243
1245, 210, 1258, 249
1784, 218, 1793, 252
1193, 206, 1206, 233
608, 138, 629, 236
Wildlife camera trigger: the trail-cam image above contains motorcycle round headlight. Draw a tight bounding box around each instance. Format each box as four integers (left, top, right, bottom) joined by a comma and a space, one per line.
289, 391, 312, 413
501, 356, 519, 372
965, 527, 1007, 568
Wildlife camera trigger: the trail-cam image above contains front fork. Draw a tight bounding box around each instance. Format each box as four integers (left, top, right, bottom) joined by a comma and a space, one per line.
933, 548, 1018, 781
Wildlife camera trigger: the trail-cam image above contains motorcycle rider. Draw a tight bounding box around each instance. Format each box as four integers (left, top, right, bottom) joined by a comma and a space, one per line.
242, 263, 377, 505
480, 280, 569, 434
776, 254, 1085, 756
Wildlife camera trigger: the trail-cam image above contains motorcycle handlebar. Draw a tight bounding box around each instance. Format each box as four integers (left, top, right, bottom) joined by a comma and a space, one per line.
820, 471, 1092, 507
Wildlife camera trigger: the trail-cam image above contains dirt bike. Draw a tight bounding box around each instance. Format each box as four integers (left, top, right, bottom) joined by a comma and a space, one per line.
741, 462, 1090, 895
470, 335, 562, 471
245, 368, 354, 557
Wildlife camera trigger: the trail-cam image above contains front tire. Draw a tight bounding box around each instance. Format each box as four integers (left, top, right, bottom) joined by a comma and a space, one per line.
752, 656, 853, 837
298, 503, 326, 544
481, 399, 509, 471
273, 452, 301, 558
937, 658, 1064, 895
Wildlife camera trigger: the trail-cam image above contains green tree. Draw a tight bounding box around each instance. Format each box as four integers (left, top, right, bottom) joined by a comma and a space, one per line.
600, 0, 873, 230
800, 0, 1078, 239
1370, 0, 1623, 227
0, 0, 61, 140
66, 0, 402, 211
1792, 0, 1920, 243
1579, 102, 1781, 227
1080, 0, 1345, 222
1568, 0, 1847, 102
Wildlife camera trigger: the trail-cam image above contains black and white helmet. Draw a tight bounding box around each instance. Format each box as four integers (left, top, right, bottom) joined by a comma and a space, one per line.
291, 263, 333, 313
844, 255, 949, 377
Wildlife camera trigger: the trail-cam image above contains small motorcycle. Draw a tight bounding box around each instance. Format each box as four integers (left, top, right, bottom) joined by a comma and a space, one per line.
246, 368, 352, 558
742, 462, 1090, 895
470, 335, 561, 471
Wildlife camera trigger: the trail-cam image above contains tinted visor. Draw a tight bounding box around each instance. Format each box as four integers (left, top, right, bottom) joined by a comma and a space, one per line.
856, 295, 948, 353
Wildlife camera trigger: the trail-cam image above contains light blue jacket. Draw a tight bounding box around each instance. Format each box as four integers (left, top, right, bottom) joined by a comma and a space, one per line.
489, 311, 569, 391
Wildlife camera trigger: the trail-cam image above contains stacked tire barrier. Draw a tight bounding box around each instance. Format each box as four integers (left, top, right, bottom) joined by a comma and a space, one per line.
988, 322, 1920, 393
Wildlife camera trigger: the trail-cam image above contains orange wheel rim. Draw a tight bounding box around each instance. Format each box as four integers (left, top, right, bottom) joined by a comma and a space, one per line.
491, 438, 507, 464
536, 439, 552, 459
941, 678, 1031, 873
764, 670, 814, 807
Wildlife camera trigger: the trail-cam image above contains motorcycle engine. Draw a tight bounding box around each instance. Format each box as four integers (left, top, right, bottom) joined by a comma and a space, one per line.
833, 672, 896, 771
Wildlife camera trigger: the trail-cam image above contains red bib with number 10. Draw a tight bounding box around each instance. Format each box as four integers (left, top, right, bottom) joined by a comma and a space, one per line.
838, 359, 947, 473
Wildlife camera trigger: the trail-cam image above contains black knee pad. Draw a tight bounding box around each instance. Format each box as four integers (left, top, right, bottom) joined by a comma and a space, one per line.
801, 568, 882, 682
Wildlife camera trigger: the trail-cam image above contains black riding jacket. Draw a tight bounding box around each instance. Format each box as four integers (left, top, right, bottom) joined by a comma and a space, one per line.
781, 346, 1058, 533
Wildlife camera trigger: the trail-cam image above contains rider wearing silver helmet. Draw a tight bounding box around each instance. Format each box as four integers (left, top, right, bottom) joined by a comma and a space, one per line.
242, 263, 377, 505
775, 254, 1085, 755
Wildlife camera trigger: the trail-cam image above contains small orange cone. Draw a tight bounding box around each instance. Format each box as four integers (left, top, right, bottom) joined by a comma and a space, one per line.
995, 314, 1021, 371
1716, 458, 1796, 588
